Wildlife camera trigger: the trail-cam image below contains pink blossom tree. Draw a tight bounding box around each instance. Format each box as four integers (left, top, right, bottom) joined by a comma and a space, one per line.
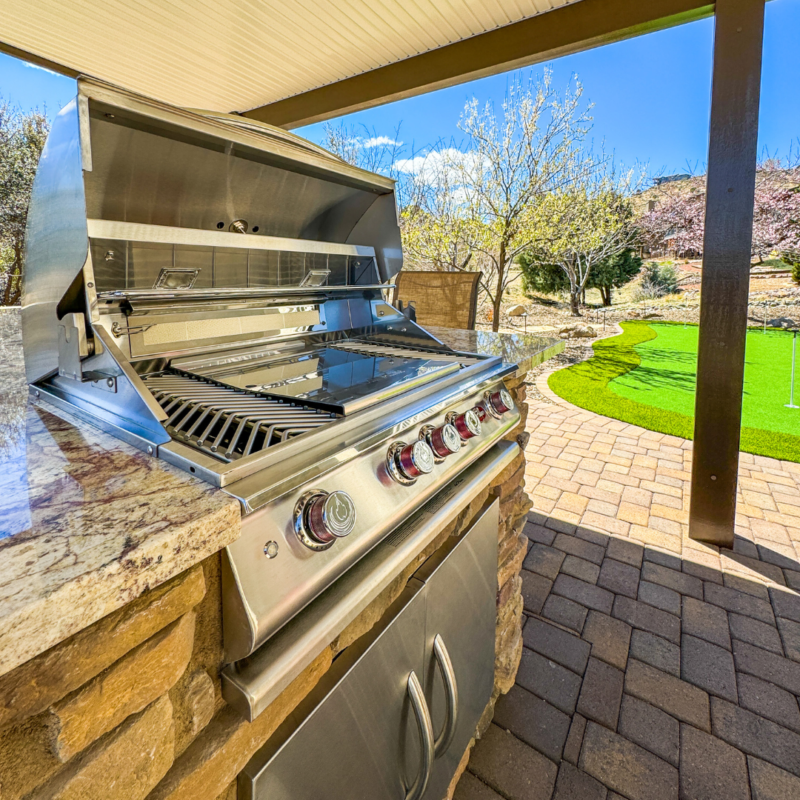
638, 159, 800, 263
637, 192, 704, 257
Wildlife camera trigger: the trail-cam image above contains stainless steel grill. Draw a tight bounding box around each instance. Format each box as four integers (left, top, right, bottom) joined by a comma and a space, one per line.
143, 372, 337, 462
22, 80, 533, 680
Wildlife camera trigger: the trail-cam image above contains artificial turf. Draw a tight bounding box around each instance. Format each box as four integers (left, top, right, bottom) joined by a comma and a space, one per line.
548, 321, 800, 462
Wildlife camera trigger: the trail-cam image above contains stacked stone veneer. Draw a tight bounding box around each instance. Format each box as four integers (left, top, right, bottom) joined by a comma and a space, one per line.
0, 373, 530, 800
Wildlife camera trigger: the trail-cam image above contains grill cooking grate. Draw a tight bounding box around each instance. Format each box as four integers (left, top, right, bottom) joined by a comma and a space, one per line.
143, 371, 338, 463
330, 340, 482, 365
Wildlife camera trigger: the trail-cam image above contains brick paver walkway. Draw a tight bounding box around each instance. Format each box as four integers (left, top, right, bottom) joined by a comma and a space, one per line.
456, 370, 800, 800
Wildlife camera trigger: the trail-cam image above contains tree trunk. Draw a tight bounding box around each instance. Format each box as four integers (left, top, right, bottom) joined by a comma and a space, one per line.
569, 289, 581, 316
601, 286, 612, 306
2, 246, 22, 307
492, 245, 506, 332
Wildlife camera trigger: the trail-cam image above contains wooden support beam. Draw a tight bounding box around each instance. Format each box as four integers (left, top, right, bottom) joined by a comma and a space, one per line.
243, 0, 714, 129
689, 0, 765, 547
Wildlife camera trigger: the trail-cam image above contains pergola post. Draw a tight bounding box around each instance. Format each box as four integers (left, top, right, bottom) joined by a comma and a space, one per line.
689, 0, 765, 547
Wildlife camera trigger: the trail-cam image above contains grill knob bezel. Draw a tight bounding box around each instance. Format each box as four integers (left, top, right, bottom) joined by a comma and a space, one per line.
485, 388, 514, 418
421, 423, 462, 461
387, 440, 436, 484
294, 490, 357, 550
447, 408, 482, 440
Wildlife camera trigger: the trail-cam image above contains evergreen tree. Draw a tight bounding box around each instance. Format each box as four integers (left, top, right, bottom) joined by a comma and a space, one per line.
520, 248, 642, 306
518, 252, 569, 295
588, 249, 642, 306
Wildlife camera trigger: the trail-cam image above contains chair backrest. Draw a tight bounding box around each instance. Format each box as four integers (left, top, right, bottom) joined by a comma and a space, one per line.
392, 271, 481, 330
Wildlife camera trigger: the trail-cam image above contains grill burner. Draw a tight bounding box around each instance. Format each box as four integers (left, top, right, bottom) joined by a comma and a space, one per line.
143, 372, 338, 463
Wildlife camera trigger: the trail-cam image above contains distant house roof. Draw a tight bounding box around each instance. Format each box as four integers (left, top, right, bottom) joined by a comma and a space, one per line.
653, 174, 692, 186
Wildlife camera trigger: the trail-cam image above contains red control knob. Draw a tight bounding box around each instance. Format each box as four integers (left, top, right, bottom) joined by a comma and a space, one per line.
453, 409, 482, 440
489, 388, 514, 415
305, 491, 357, 544
428, 423, 461, 458
397, 440, 436, 479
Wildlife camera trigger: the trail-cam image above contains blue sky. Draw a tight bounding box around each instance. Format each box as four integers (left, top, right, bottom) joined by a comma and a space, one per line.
1, 0, 798, 177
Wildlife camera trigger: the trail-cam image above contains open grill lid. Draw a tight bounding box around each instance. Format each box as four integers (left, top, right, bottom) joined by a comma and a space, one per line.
22, 77, 403, 386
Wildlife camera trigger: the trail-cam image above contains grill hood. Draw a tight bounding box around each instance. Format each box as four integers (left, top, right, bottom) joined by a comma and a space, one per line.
22, 77, 403, 386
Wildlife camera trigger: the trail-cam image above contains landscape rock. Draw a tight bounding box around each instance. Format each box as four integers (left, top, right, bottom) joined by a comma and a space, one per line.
507, 304, 528, 316
558, 324, 597, 339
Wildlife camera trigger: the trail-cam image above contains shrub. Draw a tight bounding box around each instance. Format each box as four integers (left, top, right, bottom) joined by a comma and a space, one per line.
637, 261, 680, 300
784, 252, 800, 284
519, 248, 642, 306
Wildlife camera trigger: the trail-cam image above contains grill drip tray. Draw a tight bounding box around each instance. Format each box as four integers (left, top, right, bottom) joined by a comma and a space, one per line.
143, 371, 338, 463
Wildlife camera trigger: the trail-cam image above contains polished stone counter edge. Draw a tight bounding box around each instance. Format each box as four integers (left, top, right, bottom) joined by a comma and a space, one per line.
0, 402, 241, 679
427, 326, 565, 377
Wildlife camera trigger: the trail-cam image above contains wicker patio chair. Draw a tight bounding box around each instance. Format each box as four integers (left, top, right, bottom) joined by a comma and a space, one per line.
392, 271, 481, 330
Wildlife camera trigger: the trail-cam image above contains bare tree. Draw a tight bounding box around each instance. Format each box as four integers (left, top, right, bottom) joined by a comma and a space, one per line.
0, 101, 49, 306
399, 144, 478, 272
323, 121, 405, 177
443, 71, 593, 331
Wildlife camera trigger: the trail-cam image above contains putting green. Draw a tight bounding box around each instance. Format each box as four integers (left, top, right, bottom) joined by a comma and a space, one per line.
548, 321, 800, 462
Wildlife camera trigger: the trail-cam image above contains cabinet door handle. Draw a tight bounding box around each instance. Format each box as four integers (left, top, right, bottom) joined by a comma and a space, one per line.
405, 670, 434, 800
432, 634, 459, 757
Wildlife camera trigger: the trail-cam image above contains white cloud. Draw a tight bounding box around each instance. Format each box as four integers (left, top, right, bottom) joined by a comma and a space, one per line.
394, 148, 486, 186
24, 62, 58, 75
361, 136, 402, 149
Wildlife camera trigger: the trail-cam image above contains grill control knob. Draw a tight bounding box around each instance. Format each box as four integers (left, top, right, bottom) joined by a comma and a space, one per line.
398, 440, 435, 478
425, 423, 461, 459
451, 409, 482, 440
298, 491, 357, 547
387, 440, 435, 484
487, 388, 514, 416
472, 404, 488, 423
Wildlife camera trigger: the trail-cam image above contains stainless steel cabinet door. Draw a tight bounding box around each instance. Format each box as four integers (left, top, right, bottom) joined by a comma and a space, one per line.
414, 499, 499, 800
240, 584, 432, 800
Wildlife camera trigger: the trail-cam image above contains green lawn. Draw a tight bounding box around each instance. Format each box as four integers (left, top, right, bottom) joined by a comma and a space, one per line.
548, 321, 800, 462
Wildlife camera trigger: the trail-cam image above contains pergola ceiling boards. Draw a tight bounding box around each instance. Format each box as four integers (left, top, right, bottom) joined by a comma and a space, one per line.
0, 0, 580, 116
0, 0, 715, 128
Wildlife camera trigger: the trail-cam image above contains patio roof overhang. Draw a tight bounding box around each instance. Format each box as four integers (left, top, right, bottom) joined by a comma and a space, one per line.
0, 0, 712, 128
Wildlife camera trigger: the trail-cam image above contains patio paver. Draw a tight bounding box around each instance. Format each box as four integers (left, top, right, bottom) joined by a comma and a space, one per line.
455, 367, 800, 800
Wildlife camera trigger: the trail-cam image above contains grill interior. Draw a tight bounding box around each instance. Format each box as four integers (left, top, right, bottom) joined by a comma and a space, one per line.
143, 371, 338, 463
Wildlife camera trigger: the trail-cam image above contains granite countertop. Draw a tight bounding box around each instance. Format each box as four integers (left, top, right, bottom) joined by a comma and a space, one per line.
0, 310, 241, 678
427, 326, 564, 376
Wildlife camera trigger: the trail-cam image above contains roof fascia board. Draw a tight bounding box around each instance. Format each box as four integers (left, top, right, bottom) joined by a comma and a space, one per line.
243, 0, 714, 129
